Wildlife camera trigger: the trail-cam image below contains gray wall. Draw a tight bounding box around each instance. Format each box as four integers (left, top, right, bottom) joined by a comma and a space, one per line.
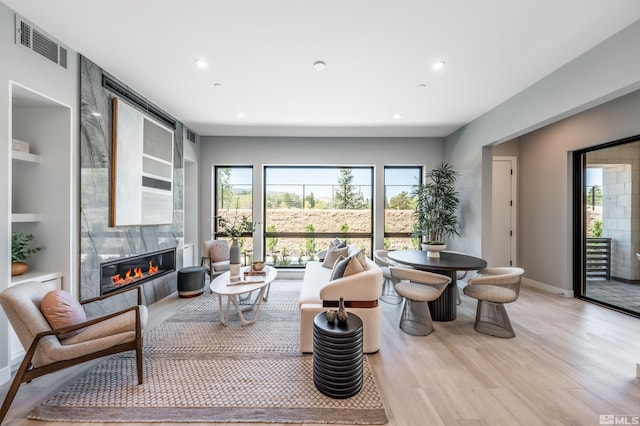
199, 136, 444, 261
0, 1, 79, 382
446, 20, 640, 292
517, 89, 640, 290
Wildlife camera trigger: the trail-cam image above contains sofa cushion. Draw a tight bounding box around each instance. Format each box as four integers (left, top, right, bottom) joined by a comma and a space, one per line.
321, 244, 349, 268
330, 252, 365, 280
40, 290, 87, 339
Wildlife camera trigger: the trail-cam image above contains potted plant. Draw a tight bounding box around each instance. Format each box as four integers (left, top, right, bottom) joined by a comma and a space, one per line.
413, 162, 461, 257
216, 201, 256, 274
11, 231, 42, 276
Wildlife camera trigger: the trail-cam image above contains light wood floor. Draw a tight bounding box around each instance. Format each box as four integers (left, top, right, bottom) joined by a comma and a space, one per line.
2, 280, 640, 426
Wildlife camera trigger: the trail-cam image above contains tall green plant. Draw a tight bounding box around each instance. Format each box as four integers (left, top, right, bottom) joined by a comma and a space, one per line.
266, 224, 278, 253
304, 223, 316, 256
413, 162, 460, 243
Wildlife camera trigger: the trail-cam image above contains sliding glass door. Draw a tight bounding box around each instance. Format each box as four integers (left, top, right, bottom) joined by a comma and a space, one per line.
574, 135, 640, 315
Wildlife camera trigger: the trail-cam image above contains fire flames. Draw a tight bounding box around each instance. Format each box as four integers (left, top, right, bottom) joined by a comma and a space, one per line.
110, 260, 160, 288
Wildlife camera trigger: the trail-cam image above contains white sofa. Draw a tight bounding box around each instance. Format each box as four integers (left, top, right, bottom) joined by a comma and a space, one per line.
298, 248, 383, 353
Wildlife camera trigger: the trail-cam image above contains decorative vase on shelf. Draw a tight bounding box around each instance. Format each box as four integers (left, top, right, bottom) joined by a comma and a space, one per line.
11, 262, 28, 277
337, 296, 348, 325
229, 239, 241, 275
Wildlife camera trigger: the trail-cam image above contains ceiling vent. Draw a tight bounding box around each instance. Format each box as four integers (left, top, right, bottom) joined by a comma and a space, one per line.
15, 14, 67, 69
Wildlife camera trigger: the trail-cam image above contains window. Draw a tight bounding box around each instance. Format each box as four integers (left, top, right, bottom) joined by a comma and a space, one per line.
215, 166, 254, 261
264, 166, 373, 267
384, 167, 421, 250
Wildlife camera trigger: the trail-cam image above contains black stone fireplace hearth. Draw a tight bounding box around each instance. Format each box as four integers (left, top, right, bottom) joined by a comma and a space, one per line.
100, 248, 176, 296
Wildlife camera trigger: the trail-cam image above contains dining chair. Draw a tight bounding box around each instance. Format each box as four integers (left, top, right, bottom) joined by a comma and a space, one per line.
373, 250, 402, 304
389, 267, 451, 336
462, 267, 525, 338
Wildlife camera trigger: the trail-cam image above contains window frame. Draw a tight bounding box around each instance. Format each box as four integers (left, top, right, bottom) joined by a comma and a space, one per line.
263, 165, 374, 267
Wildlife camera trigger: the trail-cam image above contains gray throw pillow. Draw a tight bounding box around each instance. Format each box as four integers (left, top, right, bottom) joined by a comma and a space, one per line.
330, 252, 366, 280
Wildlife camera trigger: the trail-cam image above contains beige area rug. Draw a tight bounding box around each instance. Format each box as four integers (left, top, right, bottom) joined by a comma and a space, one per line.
28, 287, 388, 424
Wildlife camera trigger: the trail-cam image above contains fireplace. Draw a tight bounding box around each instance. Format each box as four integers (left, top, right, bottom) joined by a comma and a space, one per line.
100, 248, 176, 295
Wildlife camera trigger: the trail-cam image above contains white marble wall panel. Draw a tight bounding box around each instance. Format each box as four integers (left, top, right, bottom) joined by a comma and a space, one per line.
80, 56, 184, 313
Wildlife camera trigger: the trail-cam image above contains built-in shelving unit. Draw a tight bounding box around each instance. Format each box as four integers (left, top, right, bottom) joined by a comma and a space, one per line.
5, 83, 72, 368
11, 213, 42, 223
12, 149, 41, 163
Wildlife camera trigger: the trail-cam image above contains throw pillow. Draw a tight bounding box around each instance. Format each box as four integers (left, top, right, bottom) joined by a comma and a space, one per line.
321, 243, 349, 268
354, 250, 367, 269
317, 249, 327, 261
333, 237, 347, 248
329, 255, 348, 280
209, 241, 230, 262
330, 253, 366, 280
40, 290, 87, 339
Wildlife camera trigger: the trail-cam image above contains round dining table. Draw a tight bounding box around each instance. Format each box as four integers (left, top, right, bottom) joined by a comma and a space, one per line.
387, 250, 487, 321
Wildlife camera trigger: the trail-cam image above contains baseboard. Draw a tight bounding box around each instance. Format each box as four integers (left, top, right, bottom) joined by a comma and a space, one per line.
522, 277, 574, 298
273, 269, 304, 280
0, 364, 10, 385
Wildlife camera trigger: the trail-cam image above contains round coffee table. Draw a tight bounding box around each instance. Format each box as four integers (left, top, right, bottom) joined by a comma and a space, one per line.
209, 265, 277, 325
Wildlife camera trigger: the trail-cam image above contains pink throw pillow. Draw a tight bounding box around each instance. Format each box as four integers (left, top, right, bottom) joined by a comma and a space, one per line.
209, 242, 230, 262
40, 290, 87, 339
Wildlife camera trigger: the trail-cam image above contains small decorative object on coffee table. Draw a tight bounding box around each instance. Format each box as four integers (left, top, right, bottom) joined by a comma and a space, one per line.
312, 312, 363, 399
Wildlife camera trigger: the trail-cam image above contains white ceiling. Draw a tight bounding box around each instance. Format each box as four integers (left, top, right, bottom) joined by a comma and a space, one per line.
4, 0, 640, 137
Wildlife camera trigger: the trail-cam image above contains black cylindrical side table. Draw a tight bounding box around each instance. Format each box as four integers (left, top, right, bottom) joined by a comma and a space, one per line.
177, 266, 205, 298
312, 312, 363, 399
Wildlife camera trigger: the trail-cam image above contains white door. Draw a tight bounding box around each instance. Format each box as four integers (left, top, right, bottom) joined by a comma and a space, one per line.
492, 157, 517, 266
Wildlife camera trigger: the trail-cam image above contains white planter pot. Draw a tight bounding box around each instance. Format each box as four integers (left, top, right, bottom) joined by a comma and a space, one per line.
422, 243, 446, 258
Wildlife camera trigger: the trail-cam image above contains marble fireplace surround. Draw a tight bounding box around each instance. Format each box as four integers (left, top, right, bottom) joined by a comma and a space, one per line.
80, 56, 184, 315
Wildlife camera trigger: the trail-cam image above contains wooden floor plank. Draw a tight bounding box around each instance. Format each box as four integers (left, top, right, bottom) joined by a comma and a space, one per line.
2, 280, 640, 425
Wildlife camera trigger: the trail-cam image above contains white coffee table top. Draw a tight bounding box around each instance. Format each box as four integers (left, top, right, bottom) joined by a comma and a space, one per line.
210, 265, 277, 296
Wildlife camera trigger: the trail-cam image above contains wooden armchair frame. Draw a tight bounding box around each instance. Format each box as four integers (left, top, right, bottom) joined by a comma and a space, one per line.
0, 285, 144, 424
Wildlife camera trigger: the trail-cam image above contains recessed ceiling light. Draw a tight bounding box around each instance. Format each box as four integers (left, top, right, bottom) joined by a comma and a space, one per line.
237, 112, 245, 118
194, 58, 208, 68
313, 61, 327, 71
213, 83, 223, 88
417, 83, 426, 88
432, 60, 446, 70
393, 113, 402, 119
91, 112, 101, 117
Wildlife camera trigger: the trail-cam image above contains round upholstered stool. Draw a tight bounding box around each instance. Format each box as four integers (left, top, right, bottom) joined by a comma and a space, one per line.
177, 266, 205, 298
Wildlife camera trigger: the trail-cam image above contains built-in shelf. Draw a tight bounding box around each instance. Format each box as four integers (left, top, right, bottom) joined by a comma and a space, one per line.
11, 150, 41, 163
11, 213, 42, 222
10, 271, 63, 286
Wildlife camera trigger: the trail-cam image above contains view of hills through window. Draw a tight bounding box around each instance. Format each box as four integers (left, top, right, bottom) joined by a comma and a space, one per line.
215, 166, 420, 267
